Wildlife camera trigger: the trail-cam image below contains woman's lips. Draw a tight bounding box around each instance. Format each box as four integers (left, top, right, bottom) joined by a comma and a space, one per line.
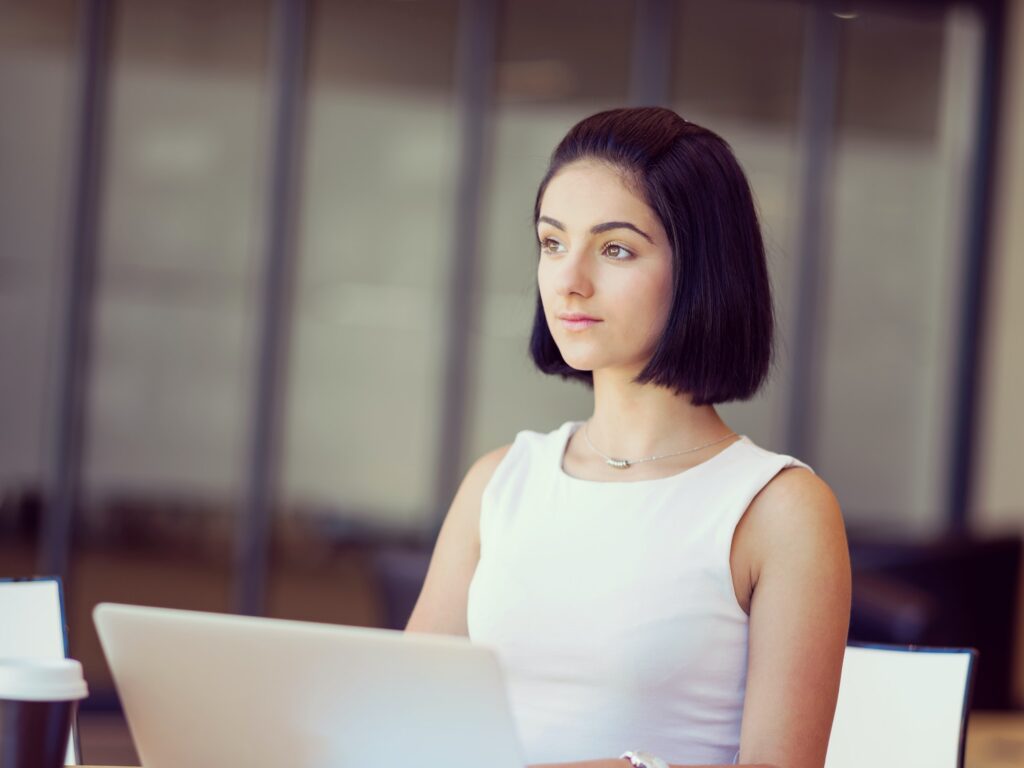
558, 314, 602, 331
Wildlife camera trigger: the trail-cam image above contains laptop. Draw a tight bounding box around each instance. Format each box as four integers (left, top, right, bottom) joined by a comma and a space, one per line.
93, 603, 526, 768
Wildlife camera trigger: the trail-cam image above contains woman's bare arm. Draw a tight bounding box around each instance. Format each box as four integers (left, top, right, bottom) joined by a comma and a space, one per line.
734, 467, 852, 768
404, 445, 510, 637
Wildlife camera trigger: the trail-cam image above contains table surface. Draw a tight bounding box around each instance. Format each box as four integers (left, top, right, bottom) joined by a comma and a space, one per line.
964, 711, 1024, 768
78, 710, 1024, 768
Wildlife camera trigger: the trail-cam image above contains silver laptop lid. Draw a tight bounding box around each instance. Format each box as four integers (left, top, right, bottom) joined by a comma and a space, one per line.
94, 603, 525, 768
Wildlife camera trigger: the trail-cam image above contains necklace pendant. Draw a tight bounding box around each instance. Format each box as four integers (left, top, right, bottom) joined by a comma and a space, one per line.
606, 457, 631, 469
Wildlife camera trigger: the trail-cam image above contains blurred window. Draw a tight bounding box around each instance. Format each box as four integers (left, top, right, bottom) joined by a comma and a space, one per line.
816, 5, 981, 534
0, 0, 77, 578
464, 0, 635, 468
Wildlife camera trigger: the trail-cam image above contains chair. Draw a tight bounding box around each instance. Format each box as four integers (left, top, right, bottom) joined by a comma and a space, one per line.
848, 532, 1019, 708
370, 545, 432, 630
824, 642, 978, 768
0, 576, 80, 765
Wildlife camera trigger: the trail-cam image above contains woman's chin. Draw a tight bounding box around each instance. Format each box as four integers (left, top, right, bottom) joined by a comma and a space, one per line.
563, 362, 595, 373
558, 349, 654, 378
557, 352, 602, 372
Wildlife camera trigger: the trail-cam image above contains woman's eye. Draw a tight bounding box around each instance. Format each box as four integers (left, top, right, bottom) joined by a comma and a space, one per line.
539, 237, 564, 254
604, 243, 634, 261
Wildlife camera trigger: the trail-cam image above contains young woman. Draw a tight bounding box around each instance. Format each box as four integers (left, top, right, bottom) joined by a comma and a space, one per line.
406, 107, 851, 768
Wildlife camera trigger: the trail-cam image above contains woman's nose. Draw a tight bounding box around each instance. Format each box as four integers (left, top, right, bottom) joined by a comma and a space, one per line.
553, 249, 594, 298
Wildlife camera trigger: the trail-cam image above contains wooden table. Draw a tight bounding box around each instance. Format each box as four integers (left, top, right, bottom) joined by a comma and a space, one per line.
78, 710, 1024, 768
965, 711, 1024, 768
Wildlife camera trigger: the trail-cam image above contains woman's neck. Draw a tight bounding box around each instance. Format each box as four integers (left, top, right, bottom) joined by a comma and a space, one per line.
587, 368, 731, 458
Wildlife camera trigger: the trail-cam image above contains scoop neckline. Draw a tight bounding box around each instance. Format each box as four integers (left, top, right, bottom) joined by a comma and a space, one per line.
555, 420, 748, 486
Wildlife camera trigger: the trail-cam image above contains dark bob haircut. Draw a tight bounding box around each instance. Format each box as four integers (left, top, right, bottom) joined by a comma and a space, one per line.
529, 106, 774, 406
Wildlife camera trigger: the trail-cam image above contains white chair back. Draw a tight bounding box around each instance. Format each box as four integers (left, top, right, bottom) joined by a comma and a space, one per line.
0, 576, 79, 765
825, 643, 977, 768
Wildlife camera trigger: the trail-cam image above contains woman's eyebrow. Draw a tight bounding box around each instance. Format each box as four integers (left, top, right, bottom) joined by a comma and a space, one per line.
537, 215, 654, 244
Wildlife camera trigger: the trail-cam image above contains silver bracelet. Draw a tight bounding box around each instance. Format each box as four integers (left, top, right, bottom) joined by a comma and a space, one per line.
619, 750, 670, 768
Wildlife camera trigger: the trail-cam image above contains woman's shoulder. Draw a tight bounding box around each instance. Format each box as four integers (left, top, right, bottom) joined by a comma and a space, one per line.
734, 435, 836, 524
732, 434, 814, 474
464, 420, 572, 491
752, 463, 838, 517
727, 435, 843, 557
490, 420, 575, 462
514, 419, 576, 443
739, 452, 846, 573
462, 443, 512, 495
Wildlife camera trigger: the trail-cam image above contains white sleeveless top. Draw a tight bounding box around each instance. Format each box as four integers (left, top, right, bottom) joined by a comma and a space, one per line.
466, 420, 812, 766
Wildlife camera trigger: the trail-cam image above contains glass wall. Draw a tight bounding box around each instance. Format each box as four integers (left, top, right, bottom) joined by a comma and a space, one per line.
463, 0, 635, 469
815, 4, 982, 534
73, 0, 271, 687
270, 0, 462, 623
670, 0, 806, 448
0, 0, 76, 584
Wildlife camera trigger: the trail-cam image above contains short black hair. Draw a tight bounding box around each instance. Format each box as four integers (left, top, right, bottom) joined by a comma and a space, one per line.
529, 106, 774, 406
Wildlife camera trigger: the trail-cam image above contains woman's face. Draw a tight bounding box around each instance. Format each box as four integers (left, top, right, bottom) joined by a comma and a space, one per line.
537, 159, 674, 377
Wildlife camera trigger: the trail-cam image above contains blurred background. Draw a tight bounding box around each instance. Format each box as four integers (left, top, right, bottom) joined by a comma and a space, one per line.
2, 0, 1023, 763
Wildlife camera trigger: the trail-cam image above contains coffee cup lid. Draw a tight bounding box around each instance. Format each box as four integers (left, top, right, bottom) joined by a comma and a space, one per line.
0, 658, 88, 702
